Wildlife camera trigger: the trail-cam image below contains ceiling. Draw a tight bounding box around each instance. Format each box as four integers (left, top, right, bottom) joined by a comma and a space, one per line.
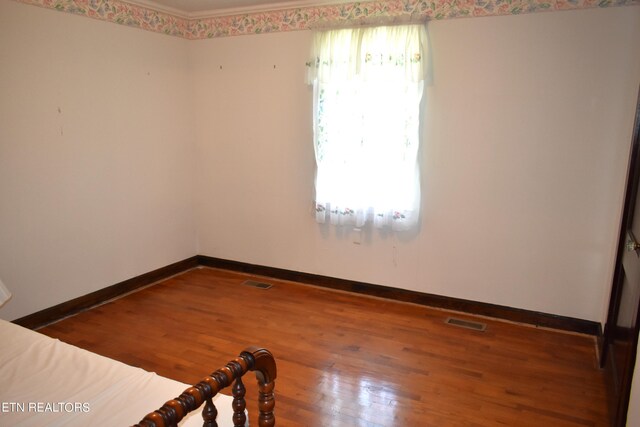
134, 0, 357, 15
148, 0, 295, 12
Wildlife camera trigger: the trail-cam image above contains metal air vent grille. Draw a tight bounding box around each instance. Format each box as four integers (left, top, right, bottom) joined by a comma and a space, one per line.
445, 317, 486, 332
241, 280, 273, 290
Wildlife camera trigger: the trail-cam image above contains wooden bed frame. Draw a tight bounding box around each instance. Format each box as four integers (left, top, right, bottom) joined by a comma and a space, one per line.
134, 347, 277, 427
1, 317, 276, 427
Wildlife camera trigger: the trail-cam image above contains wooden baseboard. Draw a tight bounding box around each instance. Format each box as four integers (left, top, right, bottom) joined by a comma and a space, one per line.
14, 254, 601, 336
13, 256, 199, 330
198, 255, 601, 336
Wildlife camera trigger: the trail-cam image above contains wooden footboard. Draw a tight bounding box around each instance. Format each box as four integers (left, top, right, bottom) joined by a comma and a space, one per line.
133, 347, 276, 427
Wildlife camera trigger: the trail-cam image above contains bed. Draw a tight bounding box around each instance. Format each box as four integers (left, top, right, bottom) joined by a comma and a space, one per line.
0, 319, 276, 426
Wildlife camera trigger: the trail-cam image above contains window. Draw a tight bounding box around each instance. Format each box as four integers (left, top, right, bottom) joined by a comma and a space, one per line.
308, 24, 428, 230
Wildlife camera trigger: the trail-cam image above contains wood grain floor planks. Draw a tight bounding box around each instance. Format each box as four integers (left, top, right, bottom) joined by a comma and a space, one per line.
39, 267, 609, 426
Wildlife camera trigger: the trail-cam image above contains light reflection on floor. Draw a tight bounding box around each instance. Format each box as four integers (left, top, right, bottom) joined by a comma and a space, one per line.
319, 370, 398, 426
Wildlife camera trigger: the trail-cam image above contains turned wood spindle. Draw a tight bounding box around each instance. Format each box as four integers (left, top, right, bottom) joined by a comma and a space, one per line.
257, 380, 276, 427
202, 397, 218, 427
232, 376, 247, 427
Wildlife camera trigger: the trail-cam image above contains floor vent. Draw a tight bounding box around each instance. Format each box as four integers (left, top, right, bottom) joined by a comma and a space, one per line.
241, 280, 273, 290
445, 317, 486, 332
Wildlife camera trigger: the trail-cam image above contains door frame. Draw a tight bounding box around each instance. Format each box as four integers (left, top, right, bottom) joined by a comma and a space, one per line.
600, 87, 640, 426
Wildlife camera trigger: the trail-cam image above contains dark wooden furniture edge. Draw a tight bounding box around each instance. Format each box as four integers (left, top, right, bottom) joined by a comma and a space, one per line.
599, 87, 640, 426
13, 256, 199, 330
198, 255, 601, 336
134, 346, 276, 427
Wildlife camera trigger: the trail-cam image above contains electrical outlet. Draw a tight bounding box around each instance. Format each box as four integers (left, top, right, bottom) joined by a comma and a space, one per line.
353, 228, 362, 245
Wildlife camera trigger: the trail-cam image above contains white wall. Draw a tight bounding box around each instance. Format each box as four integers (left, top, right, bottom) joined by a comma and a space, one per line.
0, 1, 198, 320
1, 1, 638, 324
191, 7, 640, 323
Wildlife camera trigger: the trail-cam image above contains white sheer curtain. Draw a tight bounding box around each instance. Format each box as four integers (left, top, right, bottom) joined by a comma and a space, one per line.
308, 24, 428, 230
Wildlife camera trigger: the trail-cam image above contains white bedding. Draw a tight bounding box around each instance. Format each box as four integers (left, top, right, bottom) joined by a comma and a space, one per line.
0, 319, 237, 426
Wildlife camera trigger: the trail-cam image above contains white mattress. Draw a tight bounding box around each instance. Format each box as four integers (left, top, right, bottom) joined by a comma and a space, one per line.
0, 319, 237, 426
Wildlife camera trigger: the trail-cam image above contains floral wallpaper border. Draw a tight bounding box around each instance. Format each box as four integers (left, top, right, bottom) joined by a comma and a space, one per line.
13, 0, 640, 39
14, 0, 191, 37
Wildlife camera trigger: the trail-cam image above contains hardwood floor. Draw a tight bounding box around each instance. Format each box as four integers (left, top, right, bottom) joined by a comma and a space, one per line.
39, 267, 609, 426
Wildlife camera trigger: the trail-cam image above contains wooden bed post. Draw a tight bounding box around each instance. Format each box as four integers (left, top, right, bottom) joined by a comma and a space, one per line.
242, 347, 277, 427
